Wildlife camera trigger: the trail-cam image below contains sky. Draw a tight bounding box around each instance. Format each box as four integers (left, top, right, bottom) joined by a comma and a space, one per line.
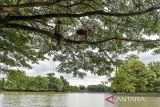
25, 57, 107, 86
23, 50, 160, 86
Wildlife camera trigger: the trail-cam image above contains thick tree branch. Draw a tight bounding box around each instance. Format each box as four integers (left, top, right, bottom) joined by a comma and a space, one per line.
3, 23, 53, 37
31, 20, 54, 28
0, 0, 62, 8
65, 37, 160, 45
3, 5, 160, 22
2, 23, 160, 45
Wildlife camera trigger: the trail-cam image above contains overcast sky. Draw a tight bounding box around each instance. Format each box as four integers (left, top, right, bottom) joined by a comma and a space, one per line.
25, 58, 107, 86
23, 50, 160, 86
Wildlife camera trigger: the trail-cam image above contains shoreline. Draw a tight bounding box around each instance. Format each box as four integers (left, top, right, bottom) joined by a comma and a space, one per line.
0, 91, 160, 96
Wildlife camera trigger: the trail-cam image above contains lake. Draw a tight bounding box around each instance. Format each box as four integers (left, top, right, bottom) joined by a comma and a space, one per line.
0, 92, 159, 107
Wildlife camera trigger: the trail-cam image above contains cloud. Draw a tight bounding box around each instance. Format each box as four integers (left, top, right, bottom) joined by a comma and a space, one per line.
63, 73, 107, 86
139, 50, 160, 64
25, 58, 59, 76
23, 51, 160, 86
24, 58, 107, 86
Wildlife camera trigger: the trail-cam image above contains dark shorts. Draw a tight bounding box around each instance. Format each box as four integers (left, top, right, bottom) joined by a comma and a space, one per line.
76, 29, 87, 35
54, 32, 63, 40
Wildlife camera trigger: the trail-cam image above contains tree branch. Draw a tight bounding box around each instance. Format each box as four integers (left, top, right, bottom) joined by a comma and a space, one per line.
3, 5, 160, 22
64, 37, 160, 45
3, 23, 53, 37
3, 23, 160, 45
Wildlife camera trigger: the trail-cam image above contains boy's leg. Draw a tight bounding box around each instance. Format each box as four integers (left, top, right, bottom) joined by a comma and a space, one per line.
56, 34, 64, 48
85, 35, 88, 41
82, 34, 88, 41
83, 30, 88, 41
58, 36, 64, 47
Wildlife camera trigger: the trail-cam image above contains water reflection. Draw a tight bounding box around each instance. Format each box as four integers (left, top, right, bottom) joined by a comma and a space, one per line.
0, 92, 159, 107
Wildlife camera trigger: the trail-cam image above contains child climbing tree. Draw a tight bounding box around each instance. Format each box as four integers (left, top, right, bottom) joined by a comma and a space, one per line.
54, 20, 64, 48
1, 0, 160, 78
76, 26, 91, 41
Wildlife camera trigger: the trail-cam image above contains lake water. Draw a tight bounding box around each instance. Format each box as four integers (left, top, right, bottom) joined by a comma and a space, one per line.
0, 92, 159, 107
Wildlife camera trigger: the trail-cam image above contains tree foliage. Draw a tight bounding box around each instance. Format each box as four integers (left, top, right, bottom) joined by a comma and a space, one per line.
111, 60, 160, 93
1, 70, 113, 92
0, 78, 4, 90
4, 70, 28, 90
79, 85, 86, 91
147, 62, 160, 92
1, 0, 160, 77
3, 71, 71, 92
87, 84, 110, 92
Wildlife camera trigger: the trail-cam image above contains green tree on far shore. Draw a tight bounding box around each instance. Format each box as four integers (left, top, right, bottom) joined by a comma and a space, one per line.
147, 62, 160, 92
47, 73, 64, 92
4, 70, 28, 91
0, 78, 5, 90
111, 60, 160, 93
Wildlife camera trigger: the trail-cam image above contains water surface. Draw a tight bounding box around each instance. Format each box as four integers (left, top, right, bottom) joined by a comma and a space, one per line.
0, 92, 159, 107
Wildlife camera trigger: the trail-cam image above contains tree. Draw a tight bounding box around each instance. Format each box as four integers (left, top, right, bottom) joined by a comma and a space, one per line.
4, 70, 28, 91
111, 60, 149, 93
147, 62, 160, 92
79, 85, 86, 91
26, 77, 37, 91
52, 78, 64, 92
87, 84, 110, 92
60, 76, 70, 92
1, 0, 160, 77
0, 78, 5, 90
69, 86, 80, 92
34, 76, 49, 91
47, 73, 64, 91
60, 76, 69, 86
47, 73, 55, 90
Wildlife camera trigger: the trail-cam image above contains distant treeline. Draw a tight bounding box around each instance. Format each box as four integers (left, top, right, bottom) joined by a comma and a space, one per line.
0, 59, 160, 93
0, 71, 110, 92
